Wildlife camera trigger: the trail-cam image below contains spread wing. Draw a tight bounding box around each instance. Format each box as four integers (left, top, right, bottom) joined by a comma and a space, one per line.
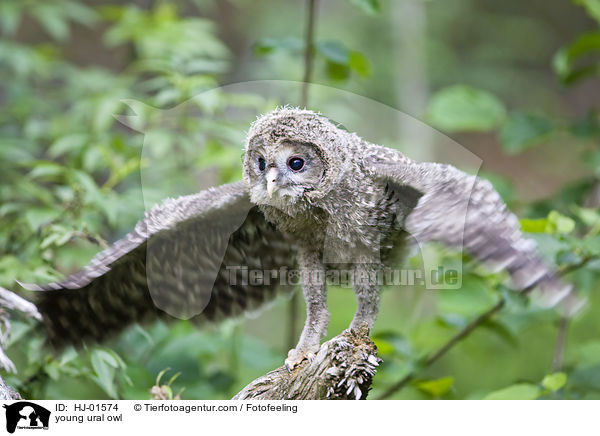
24, 181, 296, 346
371, 158, 572, 305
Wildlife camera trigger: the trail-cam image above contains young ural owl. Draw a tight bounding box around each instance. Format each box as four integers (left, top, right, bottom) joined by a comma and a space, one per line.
25, 107, 571, 370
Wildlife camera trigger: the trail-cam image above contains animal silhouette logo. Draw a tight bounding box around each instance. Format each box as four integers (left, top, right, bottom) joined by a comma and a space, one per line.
3, 402, 50, 433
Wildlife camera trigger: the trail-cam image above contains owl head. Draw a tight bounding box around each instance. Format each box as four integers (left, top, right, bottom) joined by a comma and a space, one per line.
242, 107, 352, 207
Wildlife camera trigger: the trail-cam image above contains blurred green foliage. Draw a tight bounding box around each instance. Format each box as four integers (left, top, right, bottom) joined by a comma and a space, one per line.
0, 0, 599, 400
415, 0, 600, 401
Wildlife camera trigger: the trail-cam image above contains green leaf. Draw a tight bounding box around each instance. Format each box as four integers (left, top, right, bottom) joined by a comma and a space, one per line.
349, 51, 371, 77
44, 362, 61, 381
426, 85, 507, 132
90, 349, 118, 398
569, 111, 600, 138
521, 211, 575, 235
484, 383, 541, 400
577, 341, 600, 366
325, 61, 350, 81
438, 276, 497, 317
70, 170, 102, 206
542, 372, 567, 392
585, 148, 600, 177
372, 337, 394, 355
556, 249, 582, 266
24, 208, 60, 231
48, 134, 88, 158
546, 211, 576, 235
94, 98, 122, 132
28, 162, 65, 180
481, 319, 518, 347
415, 376, 454, 397
348, 0, 381, 15
40, 227, 74, 249
371, 330, 414, 359
316, 40, 350, 65
559, 61, 600, 85
574, 0, 600, 24
31, 5, 70, 41
95, 349, 119, 368
569, 364, 600, 392
253, 37, 303, 56
63, 0, 99, 27
0, 203, 21, 217
0, 2, 22, 36
104, 349, 127, 368
553, 32, 600, 84
83, 147, 105, 172
520, 218, 549, 233
59, 347, 79, 366
499, 112, 556, 154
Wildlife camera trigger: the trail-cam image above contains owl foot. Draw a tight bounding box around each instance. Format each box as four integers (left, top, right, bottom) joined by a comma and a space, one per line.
284, 345, 319, 373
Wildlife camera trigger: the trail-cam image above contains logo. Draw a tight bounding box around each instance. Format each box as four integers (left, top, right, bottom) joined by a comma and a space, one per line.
3, 402, 50, 433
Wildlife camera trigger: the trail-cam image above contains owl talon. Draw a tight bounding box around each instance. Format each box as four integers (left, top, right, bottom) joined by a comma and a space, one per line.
284, 346, 318, 372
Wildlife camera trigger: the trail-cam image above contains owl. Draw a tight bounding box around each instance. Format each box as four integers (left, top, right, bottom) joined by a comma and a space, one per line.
24, 107, 571, 370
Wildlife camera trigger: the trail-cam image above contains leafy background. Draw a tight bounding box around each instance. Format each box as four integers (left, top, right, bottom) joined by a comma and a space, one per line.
0, 0, 599, 400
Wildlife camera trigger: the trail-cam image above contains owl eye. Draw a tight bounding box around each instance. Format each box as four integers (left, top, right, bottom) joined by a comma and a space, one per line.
287, 157, 305, 172
258, 157, 266, 172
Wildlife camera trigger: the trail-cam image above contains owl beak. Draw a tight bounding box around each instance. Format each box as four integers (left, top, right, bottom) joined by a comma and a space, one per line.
266, 167, 279, 198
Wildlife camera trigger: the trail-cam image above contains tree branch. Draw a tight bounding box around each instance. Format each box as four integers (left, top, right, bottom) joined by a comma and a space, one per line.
233, 324, 381, 400
0, 375, 21, 400
0, 286, 42, 399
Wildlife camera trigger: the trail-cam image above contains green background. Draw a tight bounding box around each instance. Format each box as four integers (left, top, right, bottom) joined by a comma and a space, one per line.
0, 0, 599, 400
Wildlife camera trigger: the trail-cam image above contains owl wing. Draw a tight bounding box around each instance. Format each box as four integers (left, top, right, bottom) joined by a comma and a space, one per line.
370, 159, 572, 305
23, 181, 296, 346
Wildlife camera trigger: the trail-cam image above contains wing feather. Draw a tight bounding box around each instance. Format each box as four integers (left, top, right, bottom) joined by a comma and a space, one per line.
371, 160, 572, 306
26, 181, 295, 346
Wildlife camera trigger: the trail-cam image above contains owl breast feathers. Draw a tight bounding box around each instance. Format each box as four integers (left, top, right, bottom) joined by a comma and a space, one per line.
20, 107, 572, 350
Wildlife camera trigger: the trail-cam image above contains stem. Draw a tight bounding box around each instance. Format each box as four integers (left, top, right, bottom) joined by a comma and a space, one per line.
552, 316, 568, 372
300, 0, 317, 107
287, 0, 318, 350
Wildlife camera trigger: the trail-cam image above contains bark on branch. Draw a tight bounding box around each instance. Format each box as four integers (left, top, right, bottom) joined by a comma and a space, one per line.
233, 325, 381, 400
0, 285, 42, 399
0, 376, 21, 400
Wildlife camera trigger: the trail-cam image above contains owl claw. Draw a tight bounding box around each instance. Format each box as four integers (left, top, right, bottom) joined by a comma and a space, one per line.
284, 346, 318, 372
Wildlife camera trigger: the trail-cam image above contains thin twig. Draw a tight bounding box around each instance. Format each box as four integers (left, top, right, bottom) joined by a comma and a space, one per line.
377, 299, 505, 399
547, 255, 598, 372
556, 255, 596, 276
376, 256, 597, 399
287, 0, 318, 350
552, 316, 568, 371
300, 0, 317, 108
